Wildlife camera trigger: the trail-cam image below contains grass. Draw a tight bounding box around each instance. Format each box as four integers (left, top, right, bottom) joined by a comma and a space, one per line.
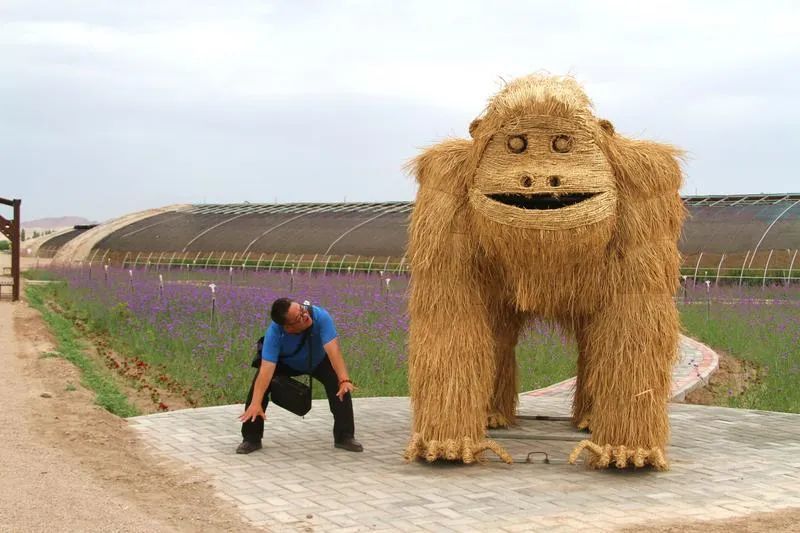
680, 301, 800, 413
22, 269, 63, 281
27, 285, 139, 417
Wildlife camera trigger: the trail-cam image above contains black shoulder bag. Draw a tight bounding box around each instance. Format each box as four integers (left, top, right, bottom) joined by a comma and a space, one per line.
251, 305, 314, 417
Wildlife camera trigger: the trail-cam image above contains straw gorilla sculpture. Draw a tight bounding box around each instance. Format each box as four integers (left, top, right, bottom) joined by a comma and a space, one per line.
404, 75, 685, 470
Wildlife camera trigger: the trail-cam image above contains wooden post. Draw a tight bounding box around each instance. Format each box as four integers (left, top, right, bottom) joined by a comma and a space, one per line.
12, 199, 20, 301
0, 198, 21, 301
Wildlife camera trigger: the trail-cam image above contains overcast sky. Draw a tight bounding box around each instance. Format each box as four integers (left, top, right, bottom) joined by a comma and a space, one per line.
1, 1, 798, 221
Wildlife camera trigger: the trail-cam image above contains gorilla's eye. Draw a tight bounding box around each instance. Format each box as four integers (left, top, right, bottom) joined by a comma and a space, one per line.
551, 135, 574, 153
507, 135, 527, 154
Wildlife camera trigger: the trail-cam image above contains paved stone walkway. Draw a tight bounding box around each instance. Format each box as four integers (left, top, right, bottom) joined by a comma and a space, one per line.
129, 336, 800, 532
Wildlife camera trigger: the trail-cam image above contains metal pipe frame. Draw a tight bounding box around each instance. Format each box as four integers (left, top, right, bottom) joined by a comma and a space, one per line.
763, 249, 774, 287
738, 250, 750, 286
715, 254, 726, 286
692, 252, 704, 285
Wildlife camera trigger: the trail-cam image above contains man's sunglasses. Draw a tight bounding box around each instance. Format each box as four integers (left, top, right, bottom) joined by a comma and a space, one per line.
284, 304, 310, 327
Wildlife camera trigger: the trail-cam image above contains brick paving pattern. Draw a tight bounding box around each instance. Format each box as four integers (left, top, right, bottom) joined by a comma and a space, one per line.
129, 335, 800, 532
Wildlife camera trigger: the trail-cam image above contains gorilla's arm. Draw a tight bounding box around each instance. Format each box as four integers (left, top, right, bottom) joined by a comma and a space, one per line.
404, 139, 512, 463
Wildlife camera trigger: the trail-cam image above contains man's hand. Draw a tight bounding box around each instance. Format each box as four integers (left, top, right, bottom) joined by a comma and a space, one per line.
336, 380, 355, 401
238, 403, 266, 423
239, 360, 275, 423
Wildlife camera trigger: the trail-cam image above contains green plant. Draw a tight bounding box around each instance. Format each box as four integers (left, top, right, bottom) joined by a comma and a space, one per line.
22, 269, 63, 281
680, 302, 799, 413
27, 285, 138, 417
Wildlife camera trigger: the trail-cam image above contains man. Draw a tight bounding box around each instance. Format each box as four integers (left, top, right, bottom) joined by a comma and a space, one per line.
237, 298, 363, 454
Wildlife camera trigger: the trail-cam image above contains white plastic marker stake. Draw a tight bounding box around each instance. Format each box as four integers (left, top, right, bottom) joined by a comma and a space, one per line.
229, 266, 234, 285
128, 269, 134, 292
159, 274, 164, 300
104, 264, 109, 285
704, 280, 711, 321
209, 283, 217, 322
290, 268, 295, 293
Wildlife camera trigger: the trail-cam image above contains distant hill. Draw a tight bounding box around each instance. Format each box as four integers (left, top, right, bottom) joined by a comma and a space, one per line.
23, 216, 96, 230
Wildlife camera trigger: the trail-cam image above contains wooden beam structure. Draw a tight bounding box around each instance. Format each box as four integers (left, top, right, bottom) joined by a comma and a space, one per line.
0, 197, 21, 301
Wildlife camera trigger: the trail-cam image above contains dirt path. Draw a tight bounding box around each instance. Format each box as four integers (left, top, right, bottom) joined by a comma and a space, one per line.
0, 295, 262, 532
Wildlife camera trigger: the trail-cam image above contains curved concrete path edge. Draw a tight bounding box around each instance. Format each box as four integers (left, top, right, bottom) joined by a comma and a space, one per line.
523, 334, 719, 402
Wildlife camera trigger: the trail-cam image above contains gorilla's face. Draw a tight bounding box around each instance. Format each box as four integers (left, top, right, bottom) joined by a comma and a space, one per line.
469, 114, 617, 231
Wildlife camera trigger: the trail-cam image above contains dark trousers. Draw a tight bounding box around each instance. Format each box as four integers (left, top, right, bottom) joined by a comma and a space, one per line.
241, 355, 355, 443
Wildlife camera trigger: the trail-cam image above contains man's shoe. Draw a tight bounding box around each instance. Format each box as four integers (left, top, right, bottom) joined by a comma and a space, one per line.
236, 440, 262, 454
334, 437, 363, 452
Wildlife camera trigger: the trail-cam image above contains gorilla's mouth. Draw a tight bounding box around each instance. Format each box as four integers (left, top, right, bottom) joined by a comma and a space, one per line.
487, 192, 598, 210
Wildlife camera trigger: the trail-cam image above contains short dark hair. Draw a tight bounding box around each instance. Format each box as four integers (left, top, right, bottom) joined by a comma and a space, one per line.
270, 298, 293, 326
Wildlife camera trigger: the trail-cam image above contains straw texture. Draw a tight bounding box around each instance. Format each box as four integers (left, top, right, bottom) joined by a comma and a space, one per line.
405, 74, 685, 469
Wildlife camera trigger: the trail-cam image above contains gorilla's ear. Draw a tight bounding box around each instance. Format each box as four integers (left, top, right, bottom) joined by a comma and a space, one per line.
599, 119, 615, 136
469, 118, 483, 138
407, 139, 473, 191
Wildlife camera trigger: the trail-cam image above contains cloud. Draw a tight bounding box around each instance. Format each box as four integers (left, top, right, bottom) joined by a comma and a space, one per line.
1, 0, 798, 219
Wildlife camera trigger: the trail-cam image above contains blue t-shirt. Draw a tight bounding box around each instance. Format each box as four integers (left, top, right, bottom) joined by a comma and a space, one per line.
261, 305, 338, 371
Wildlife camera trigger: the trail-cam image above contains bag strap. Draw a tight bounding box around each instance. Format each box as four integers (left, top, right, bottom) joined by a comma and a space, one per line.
304, 305, 315, 395
273, 303, 315, 392
283, 303, 314, 357
286, 324, 312, 357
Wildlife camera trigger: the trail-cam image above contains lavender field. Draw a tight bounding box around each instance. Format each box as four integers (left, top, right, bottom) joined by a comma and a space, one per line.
30, 267, 799, 413
31, 266, 579, 407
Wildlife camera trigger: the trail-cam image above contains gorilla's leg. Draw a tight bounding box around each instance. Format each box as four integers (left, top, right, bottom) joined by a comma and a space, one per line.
568, 294, 677, 470
572, 320, 593, 431
487, 305, 525, 429
405, 248, 512, 464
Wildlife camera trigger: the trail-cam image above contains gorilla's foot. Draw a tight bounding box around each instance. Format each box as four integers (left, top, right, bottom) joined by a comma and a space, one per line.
486, 411, 513, 429
575, 414, 592, 431
404, 433, 513, 464
568, 440, 668, 470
